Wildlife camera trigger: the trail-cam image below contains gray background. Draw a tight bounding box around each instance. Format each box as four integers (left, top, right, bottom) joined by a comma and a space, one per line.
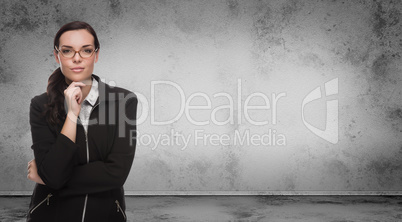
0, 0, 401, 194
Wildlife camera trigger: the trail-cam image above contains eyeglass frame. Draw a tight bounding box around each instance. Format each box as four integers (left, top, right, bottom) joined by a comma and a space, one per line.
54, 46, 99, 59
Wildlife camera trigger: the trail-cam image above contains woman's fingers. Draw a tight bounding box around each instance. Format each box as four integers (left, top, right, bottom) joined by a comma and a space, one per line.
71, 87, 83, 105
65, 82, 86, 95
27, 159, 34, 169
27, 160, 33, 177
64, 81, 86, 115
62, 81, 89, 117
76, 88, 83, 104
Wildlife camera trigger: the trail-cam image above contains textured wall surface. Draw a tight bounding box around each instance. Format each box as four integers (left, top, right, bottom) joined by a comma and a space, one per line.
0, 0, 401, 194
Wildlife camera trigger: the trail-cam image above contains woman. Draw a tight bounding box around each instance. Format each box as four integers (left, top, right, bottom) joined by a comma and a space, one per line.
26, 21, 138, 221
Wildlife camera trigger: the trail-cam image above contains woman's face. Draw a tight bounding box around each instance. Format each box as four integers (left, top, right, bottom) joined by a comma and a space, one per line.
54, 29, 99, 85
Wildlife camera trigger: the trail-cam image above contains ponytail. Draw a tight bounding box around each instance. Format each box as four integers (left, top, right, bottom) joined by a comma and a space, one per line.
44, 68, 68, 127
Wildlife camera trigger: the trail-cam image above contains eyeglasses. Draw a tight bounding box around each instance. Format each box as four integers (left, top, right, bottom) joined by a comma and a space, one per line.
55, 46, 98, 58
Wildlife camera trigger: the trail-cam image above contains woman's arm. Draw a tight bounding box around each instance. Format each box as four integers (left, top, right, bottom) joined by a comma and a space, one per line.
29, 96, 80, 189
29, 82, 85, 189
57, 93, 138, 196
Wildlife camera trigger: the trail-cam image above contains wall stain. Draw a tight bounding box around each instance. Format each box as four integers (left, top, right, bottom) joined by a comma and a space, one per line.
186, 159, 212, 187
371, 53, 388, 78
0, 66, 6, 83
344, 119, 362, 142
372, 0, 400, 39
174, 12, 202, 34
3, 3, 39, 32
187, 159, 211, 175
343, 46, 370, 66
224, 150, 239, 189
251, 0, 303, 77
367, 158, 395, 175
341, 1, 401, 69
109, 0, 122, 17
281, 176, 295, 190
387, 107, 402, 132
147, 158, 174, 188
367, 0, 402, 83
373, 1, 387, 39
53, 4, 74, 28
365, 156, 402, 188
253, 6, 281, 47
359, 0, 402, 136
370, 2, 402, 74
364, 47, 402, 134
300, 52, 325, 68
280, 0, 302, 24
371, 53, 399, 83
321, 159, 352, 189
388, 108, 402, 120
0, 65, 15, 84
226, 0, 239, 16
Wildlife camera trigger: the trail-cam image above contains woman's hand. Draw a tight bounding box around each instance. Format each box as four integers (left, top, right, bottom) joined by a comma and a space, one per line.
64, 82, 86, 118
27, 159, 45, 185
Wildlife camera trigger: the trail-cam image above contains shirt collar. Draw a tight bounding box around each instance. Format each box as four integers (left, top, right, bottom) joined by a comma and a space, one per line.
84, 76, 99, 106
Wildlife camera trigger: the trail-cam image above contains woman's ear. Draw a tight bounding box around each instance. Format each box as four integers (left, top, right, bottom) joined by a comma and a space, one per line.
53, 50, 60, 64
95, 49, 100, 63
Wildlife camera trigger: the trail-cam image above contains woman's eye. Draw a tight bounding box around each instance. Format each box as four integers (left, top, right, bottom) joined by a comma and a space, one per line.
84, 49, 93, 53
62, 50, 71, 54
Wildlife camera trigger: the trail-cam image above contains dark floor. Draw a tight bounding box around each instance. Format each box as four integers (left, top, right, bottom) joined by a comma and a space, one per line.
0, 196, 401, 221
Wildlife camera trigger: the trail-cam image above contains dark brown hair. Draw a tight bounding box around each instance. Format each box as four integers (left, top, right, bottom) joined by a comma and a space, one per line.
45, 21, 100, 127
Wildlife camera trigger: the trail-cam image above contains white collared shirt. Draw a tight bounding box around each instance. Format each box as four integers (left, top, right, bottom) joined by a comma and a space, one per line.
78, 76, 99, 132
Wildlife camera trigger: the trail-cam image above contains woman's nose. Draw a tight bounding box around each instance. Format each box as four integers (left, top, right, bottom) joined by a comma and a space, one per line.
72, 51, 82, 63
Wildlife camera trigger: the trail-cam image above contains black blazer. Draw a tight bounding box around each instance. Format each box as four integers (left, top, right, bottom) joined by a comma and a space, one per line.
27, 74, 138, 222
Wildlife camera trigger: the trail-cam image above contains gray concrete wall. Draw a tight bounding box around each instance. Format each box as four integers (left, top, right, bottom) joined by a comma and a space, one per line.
0, 0, 401, 194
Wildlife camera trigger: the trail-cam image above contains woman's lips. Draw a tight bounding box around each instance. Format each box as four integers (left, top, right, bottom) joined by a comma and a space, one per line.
71, 67, 84, 73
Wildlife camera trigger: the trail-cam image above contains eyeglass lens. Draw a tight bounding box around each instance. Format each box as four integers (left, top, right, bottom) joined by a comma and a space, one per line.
59, 46, 96, 58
